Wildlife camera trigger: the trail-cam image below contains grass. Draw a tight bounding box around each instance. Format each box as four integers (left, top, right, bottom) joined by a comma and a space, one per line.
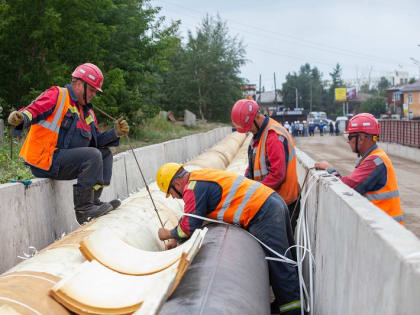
0, 117, 228, 184
0, 130, 33, 184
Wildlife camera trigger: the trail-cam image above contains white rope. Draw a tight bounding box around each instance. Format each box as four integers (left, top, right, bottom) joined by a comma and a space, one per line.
179, 169, 320, 315
295, 170, 320, 315
0, 297, 41, 315
17, 246, 38, 260
0, 274, 57, 284
181, 213, 297, 265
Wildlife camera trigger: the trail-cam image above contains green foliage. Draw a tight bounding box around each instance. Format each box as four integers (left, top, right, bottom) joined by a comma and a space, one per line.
0, 0, 178, 121
0, 131, 33, 184
358, 97, 386, 117
282, 63, 324, 111
329, 63, 344, 88
160, 14, 245, 122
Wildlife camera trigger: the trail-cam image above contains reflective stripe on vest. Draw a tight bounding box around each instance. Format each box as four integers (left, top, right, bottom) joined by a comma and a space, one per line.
37, 89, 68, 133
254, 124, 295, 178
362, 148, 404, 225
364, 190, 399, 201
19, 87, 70, 170
189, 169, 273, 228
252, 118, 299, 205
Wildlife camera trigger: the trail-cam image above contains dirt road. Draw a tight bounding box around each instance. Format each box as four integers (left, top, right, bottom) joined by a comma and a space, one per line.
295, 134, 420, 238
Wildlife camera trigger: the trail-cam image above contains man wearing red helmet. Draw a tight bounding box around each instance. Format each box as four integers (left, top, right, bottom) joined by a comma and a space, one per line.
231, 99, 300, 226
8, 63, 129, 225
315, 113, 404, 224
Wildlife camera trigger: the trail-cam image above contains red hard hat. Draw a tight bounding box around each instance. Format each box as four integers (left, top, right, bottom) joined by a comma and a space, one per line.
347, 113, 380, 135
72, 63, 104, 92
231, 99, 259, 133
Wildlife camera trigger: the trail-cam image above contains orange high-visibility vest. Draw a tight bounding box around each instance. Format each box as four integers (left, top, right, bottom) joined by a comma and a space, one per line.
20, 87, 70, 170
253, 118, 299, 205
363, 148, 404, 224
189, 169, 274, 228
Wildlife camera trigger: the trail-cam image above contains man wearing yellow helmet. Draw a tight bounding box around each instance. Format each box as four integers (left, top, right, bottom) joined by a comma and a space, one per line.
156, 163, 301, 315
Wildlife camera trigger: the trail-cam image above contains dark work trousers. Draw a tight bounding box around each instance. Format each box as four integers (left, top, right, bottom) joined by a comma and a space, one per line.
247, 193, 300, 311
288, 197, 301, 233
31, 147, 113, 188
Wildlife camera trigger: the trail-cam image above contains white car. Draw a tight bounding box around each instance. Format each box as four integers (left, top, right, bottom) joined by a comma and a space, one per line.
335, 116, 348, 133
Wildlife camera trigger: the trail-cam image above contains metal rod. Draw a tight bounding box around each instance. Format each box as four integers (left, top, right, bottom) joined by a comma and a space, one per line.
92, 105, 165, 228
10, 126, 13, 159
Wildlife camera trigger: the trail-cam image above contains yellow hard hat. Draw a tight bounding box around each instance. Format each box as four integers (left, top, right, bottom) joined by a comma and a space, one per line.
156, 163, 183, 197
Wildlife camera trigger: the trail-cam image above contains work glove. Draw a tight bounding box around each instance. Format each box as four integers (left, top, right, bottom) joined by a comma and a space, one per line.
114, 117, 129, 137
8, 111, 24, 126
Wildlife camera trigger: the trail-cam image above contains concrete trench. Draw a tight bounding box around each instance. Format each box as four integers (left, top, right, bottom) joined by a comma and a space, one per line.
1, 128, 420, 314
0, 130, 272, 314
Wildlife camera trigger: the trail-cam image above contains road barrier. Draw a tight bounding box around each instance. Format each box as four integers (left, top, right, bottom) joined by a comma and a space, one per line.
379, 119, 420, 148
296, 147, 420, 314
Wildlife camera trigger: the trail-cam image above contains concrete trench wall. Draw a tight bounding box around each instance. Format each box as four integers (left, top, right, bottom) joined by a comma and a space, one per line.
296, 147, 420, 315
0, 127, 232, 274
378, 141, 420, 163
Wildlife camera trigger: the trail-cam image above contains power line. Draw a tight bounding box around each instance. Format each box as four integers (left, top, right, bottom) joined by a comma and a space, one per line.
155, 0, 415, 68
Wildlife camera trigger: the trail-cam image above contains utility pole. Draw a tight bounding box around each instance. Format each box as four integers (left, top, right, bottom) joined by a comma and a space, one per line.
310, 80, 313, 113
273, 72, 277, 106
410, 57, 420, 79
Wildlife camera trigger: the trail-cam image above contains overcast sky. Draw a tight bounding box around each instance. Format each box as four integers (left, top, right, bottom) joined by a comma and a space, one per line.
152, 0, 420, 90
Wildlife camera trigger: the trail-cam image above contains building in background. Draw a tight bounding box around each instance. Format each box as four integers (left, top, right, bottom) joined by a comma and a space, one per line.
386, 87, 404, 116
241, 84, 257, 100
387, 71, 409, 87
400, 81, 420, 119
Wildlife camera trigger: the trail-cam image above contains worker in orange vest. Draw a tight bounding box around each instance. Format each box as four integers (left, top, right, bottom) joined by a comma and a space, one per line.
7, 63, 129, 225
231, 99, 300, 229
156, 163, 301, 315
315, 113, 404, 224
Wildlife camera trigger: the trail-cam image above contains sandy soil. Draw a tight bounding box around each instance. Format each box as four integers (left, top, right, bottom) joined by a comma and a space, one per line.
294, 134, 420, 238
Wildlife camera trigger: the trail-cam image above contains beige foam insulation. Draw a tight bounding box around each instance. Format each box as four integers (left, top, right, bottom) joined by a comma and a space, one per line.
50, 228, 206, 314
2, 131, 249, 314
80, 227, 206, 275
0, 305, 22, 315
0, 271, 70, 314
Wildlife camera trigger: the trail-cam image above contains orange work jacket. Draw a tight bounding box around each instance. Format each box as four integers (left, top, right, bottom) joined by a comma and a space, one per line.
253, 118, 299, 205
19, 87, 70, 170
363, 148, 404, 224
189, 169, 274, 228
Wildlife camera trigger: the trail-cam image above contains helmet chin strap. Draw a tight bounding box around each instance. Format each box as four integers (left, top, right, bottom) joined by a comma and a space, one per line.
171, 185, 183, 198
253, 120, 260, 133
83, 81, 88, 105
355, 134, 360, 157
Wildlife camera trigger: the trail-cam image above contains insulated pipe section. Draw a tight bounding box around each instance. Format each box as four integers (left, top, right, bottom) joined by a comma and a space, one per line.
159, 224, 270, 315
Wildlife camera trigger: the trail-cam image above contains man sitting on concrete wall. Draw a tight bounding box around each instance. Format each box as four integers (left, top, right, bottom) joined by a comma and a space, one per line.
230, 99, 300, 230
7, 63, 129, 225
155, 163, 301, 315
315, 113, 404, 225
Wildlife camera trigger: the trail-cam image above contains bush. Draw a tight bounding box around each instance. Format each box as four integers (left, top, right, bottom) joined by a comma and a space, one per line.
0, 131, 33, 184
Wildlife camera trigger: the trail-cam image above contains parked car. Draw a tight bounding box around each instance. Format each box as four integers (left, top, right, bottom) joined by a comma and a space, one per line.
335, 116, 348, 133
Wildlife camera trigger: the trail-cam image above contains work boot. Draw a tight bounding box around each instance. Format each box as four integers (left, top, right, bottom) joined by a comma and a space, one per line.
93, 187, 121, 210
73, 186, 113, 225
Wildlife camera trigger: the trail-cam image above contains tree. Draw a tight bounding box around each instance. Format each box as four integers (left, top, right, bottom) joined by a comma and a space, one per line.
161, 14, 246, 121
0, 0, 179, 123
377, 77, 390, 97
327, 63, 345, 115
281, 63, 324, 111
358, 97, 386, 117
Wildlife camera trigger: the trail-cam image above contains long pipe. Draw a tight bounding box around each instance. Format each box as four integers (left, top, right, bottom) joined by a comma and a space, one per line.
92, 105, 164, 228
